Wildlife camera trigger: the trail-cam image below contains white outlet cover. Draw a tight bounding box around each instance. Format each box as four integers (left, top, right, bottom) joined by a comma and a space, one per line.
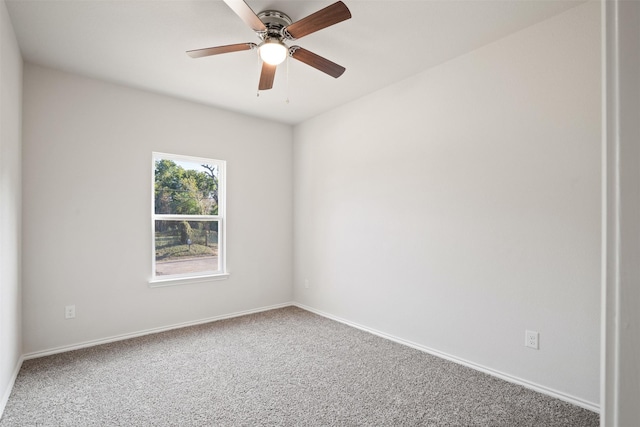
525, 330, 539, 349
65, 305, 76, 319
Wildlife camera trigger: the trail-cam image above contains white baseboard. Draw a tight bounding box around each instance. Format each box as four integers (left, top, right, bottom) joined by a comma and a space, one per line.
23, 302, 294, 360
293, 302, 600, 414
0, 355, 24, 420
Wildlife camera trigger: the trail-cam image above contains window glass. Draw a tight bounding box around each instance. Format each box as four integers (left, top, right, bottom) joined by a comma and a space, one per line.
152, 153, 225, 282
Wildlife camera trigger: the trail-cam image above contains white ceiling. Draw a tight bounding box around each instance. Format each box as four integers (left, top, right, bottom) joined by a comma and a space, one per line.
6, 0, 584, 125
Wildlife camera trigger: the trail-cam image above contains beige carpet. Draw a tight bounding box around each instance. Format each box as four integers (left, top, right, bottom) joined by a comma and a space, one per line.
0, 306, 599, 426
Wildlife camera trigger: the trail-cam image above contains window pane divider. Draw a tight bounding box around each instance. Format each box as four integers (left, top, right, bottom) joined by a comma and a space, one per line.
154, 214, 221, 221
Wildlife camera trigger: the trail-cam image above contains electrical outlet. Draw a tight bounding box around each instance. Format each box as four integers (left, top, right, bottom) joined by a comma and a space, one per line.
525, 330, 539, 349
65, 305, 76, 319
304, 279, 310, 289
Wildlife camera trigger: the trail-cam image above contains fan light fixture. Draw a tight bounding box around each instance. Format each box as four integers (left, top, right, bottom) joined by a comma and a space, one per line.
259, 40, 288, 65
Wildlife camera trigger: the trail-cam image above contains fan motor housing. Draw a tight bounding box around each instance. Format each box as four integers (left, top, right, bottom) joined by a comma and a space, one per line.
257, 10, 292, 40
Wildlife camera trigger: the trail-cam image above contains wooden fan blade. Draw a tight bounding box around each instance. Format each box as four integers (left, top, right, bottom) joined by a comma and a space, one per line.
284, 1, 351, 40
290, 46, 345, 78
258, 62, 276, 90
223, 0, 266, 32
186, 43, 256, 58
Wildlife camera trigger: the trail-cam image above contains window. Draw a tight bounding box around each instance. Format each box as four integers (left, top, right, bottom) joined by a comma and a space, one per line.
151, 152, 227, 285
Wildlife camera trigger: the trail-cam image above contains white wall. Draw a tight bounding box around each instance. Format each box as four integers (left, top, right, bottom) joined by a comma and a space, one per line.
293, 1, 601, 407
0, 0, 23, 414
21, 65, 293, 354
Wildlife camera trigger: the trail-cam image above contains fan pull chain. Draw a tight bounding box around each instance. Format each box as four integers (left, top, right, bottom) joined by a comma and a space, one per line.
285, 54, 290, 104
257, 53, 262, 97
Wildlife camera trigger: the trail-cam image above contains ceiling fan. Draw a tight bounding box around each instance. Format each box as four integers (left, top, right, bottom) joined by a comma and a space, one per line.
187, 0, 352, 91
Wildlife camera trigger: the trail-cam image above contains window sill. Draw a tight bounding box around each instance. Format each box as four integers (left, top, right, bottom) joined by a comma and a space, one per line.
148, 273, 230, 288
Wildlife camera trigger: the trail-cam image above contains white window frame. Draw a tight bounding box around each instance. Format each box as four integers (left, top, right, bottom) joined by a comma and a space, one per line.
149, 152, 228, 287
